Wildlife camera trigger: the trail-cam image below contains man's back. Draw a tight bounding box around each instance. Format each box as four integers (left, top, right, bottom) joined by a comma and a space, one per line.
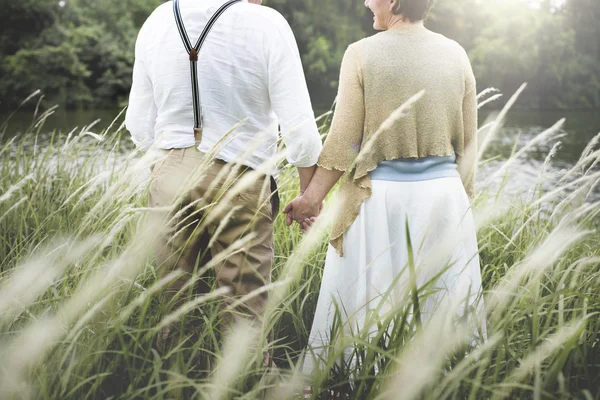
126, 0, 321, 170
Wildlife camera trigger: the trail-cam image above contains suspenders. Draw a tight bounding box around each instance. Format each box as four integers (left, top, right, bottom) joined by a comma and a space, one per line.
173, 0, 280, 215
173, 0, 241, 142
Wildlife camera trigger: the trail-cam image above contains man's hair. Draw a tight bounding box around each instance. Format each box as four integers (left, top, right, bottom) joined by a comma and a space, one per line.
393, 0, 436, 22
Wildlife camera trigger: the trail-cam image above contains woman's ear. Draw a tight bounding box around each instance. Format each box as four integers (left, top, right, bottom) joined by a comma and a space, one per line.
389, 0, 399, 13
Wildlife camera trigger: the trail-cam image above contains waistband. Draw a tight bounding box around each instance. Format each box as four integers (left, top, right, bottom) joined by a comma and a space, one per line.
369, 155, 459, 183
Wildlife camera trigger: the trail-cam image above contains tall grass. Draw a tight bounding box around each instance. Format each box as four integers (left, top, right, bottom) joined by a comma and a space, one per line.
0, 90, 599, 400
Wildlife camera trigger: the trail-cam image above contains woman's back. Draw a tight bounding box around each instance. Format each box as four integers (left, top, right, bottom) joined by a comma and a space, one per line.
317, 23, 478, 255
349, 24, 476, 166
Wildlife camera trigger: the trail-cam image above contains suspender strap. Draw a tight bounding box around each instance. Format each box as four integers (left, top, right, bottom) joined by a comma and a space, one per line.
173, 0, 241, 131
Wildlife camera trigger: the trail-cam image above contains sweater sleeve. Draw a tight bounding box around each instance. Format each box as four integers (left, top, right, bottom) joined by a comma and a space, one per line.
317, 45, 365, 172
458, 59, 478, 199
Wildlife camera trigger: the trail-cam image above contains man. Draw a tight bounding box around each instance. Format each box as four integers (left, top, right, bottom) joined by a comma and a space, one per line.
125, 0, 322, 352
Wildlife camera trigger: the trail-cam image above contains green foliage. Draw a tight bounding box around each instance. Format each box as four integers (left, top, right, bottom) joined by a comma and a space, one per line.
264, 0, 371, 108
0, 0, 161, 109
467, 1, 600, 109
268, 0, 600, 109
1, 0, 599, 110
2, 40, 92, 107
0, 0, 58, 55
427, 0, 489, 51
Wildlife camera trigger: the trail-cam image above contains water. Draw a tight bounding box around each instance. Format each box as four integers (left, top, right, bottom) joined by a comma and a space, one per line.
0, 108, 126, 137
2, 107, 600, 199
480, 109, 600, 169
477, 109, 600, 200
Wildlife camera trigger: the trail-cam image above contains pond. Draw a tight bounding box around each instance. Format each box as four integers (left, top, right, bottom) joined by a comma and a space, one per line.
477, 109, 600, 200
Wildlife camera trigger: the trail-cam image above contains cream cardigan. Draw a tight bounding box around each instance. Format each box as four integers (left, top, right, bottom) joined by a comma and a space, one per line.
318, 23, 478, 256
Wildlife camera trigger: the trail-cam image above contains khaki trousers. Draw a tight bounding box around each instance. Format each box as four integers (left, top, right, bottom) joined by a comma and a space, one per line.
148, 147, 276, 329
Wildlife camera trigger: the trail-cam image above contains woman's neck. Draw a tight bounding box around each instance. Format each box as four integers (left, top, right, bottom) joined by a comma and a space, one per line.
386, 17, 424, 31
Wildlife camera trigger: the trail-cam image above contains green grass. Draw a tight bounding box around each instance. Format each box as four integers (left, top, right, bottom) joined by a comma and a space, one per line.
0, 95, 599, 400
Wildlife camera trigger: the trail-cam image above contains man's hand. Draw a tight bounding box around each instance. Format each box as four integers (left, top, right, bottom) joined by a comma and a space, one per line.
282, 195, 322, 227
283, 165, 342, 231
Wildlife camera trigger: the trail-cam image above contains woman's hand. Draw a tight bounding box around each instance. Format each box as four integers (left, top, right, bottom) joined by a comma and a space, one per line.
300, 216, 318, 233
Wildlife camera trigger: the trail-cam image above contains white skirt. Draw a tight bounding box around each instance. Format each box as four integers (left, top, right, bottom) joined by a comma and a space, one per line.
303, 177, 486, 374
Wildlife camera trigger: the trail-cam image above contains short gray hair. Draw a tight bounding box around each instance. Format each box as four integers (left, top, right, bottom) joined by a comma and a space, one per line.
393, 0, 436, 22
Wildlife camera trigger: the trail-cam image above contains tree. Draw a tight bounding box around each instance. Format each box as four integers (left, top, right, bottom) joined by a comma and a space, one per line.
0, 0, 59, 56
1, 0, 599, 110
426, 0, 489, 51
468, 0, 600, 108
264, 0, 371, 109
567, 0, 600, 58
0, 0, 161, 109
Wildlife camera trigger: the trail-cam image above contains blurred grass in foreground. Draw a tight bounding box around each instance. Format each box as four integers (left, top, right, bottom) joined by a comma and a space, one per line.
0, 88, 599, 400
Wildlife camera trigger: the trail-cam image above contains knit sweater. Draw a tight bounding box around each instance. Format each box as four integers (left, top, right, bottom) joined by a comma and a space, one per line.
318, 23, 478, 257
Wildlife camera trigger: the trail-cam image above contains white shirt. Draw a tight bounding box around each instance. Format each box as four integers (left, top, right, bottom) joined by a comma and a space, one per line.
125, 0, 322, 169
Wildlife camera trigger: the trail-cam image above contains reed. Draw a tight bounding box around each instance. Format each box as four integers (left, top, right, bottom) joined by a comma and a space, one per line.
0, 89, 598, 399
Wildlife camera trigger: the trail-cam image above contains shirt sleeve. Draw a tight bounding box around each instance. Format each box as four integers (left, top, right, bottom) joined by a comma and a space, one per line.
457, 60, 478, 199
317, 44, 364, 172
125, 25, 157, 152
267, 17, 322, 168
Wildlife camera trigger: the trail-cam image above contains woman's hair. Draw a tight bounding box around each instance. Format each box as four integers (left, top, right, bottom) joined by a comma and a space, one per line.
393, 0, 436, 22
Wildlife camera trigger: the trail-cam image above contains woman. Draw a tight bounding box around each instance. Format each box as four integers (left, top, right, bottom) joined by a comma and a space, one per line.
284, 0, 486, 377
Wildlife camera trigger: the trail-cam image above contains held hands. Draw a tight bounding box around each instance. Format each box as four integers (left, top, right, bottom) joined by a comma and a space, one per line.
282, 193, 323, 232
283, 166, 341, 231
